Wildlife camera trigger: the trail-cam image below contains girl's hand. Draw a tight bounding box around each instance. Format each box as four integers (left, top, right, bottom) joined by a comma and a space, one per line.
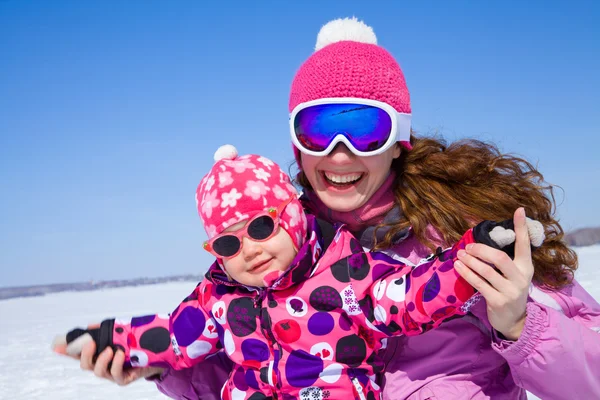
77, 335, 165, 385
455, 207, 533, 340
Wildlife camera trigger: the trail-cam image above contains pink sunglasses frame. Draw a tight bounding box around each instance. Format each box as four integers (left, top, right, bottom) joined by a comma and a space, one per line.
202, 197, 293, 259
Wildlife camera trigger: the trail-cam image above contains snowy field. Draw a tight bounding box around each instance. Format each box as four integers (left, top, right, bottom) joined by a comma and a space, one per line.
1, 246, 599, 400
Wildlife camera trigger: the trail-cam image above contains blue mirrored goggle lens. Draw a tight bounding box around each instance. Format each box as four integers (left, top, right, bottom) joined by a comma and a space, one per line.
293, 103, 393, 153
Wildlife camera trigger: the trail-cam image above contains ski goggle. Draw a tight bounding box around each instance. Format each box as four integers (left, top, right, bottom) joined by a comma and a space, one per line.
203, 197, 293, 259
289, 98, 412, 157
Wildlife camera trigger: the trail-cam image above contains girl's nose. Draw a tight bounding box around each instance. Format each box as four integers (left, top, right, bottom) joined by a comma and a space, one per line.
241, 236, 262, 261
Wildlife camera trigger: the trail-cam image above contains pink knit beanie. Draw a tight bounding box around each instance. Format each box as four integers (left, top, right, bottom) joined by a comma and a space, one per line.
290, 17, 412, 164
196, 145, 307, 250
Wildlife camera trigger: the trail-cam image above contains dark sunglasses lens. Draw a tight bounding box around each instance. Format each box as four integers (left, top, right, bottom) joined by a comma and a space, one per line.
247, 216, 275, 240
212, 235, 241, 257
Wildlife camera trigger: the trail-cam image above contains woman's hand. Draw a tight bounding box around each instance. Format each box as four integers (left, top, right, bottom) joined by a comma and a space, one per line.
455, 207, 533, 340
78, 338, 165, 385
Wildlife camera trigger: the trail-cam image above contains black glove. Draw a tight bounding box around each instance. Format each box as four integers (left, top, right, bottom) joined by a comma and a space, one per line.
473, 217, 545, 259
52, 319, 116, 361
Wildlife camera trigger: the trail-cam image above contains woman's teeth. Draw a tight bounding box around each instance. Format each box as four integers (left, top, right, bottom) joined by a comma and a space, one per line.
324, 172, 363, 185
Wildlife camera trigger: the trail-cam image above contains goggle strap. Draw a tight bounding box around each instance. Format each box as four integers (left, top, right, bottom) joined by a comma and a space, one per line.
395, 112, 412, 142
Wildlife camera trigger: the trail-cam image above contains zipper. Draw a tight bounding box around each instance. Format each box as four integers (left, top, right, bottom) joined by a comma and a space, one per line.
351, 377, 368, 400
255, 290, 283, 399
254, 288, 266, 308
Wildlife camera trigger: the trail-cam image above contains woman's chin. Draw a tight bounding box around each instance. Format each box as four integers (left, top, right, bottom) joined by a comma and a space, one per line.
318, 191, 368, 212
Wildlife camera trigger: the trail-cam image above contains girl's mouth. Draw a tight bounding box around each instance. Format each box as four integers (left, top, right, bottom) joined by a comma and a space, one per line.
248, 258, 273, 274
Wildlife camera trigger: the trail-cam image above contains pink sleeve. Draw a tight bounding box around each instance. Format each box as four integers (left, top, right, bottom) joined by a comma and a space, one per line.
113, 280, 221, 370
352, 229, 477, 337
493, 280, 600, 398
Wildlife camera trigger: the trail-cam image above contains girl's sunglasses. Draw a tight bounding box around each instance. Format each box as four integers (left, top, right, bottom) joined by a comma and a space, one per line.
289, 97, 412, 157
203, 197, 293, 259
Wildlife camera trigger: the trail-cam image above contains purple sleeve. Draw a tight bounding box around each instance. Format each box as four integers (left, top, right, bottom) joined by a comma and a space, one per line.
151, 351, 233, 399
493, 281, 600, 398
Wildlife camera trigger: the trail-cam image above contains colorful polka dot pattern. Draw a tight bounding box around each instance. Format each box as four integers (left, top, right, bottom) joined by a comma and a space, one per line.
112, 217, 479, 399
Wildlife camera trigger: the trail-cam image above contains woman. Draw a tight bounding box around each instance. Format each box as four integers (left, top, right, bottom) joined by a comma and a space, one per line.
79, 17, 600, 399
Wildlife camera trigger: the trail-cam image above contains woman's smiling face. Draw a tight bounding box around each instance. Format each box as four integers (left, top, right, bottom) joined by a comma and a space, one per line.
300, 143, 401, 212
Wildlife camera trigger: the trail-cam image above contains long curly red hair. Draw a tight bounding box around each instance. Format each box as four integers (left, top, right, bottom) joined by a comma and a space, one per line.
296, 134, 578, 290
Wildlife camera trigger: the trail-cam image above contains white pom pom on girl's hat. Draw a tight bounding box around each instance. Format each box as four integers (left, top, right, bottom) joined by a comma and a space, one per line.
315, 17, 377, 51
213, 144, 238, 162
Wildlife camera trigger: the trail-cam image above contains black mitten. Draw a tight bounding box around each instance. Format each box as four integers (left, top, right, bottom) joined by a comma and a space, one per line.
472, 218, 545, 259
52, 319, 115, 360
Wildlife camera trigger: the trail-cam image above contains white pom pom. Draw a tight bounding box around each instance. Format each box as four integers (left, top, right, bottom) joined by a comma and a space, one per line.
213, 144, 238, 162
489, 226, 516, 248
315, 17, 377, 51
526, 217, 546, 247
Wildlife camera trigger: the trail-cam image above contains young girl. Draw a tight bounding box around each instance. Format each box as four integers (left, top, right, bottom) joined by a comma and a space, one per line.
54, 145, 543, 400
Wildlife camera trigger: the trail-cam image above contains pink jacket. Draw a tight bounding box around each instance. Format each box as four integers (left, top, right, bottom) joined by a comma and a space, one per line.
153, 225, 600, 400
115, 216, 480, 399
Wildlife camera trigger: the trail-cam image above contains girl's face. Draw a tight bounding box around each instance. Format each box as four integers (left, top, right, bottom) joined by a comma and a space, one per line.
221, 221, 297, 287
300, 143, 401, 212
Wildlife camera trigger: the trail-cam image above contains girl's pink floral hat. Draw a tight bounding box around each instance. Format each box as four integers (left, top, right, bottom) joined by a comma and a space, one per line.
196, 145, 307, 250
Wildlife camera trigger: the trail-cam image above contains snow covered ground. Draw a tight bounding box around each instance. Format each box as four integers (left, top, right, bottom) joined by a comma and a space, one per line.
1, 246, 598, 400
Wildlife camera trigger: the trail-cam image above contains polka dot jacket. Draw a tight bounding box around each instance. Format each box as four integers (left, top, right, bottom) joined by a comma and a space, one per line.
107, 215, 485, 400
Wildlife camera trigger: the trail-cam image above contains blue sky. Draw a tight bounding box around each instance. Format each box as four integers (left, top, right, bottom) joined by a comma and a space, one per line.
1, 1, 599, 287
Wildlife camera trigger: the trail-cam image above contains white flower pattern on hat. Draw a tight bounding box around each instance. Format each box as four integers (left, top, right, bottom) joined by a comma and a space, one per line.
218, 171, 233, 188
254, 168, 270, 181
202, 190, 220, 218
244, 180, 269, 200
234, 211, 249, 222
224, 158, 255, 173
221, 188, 242, 208
204, 175, 215, 192
273, 185, 290, 200
257, 156, 274, 168
205, 224, 217, 238
286, 202, 302, 227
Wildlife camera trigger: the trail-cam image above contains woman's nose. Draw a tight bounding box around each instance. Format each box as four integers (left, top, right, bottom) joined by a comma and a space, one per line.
327, 143, 355, 164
